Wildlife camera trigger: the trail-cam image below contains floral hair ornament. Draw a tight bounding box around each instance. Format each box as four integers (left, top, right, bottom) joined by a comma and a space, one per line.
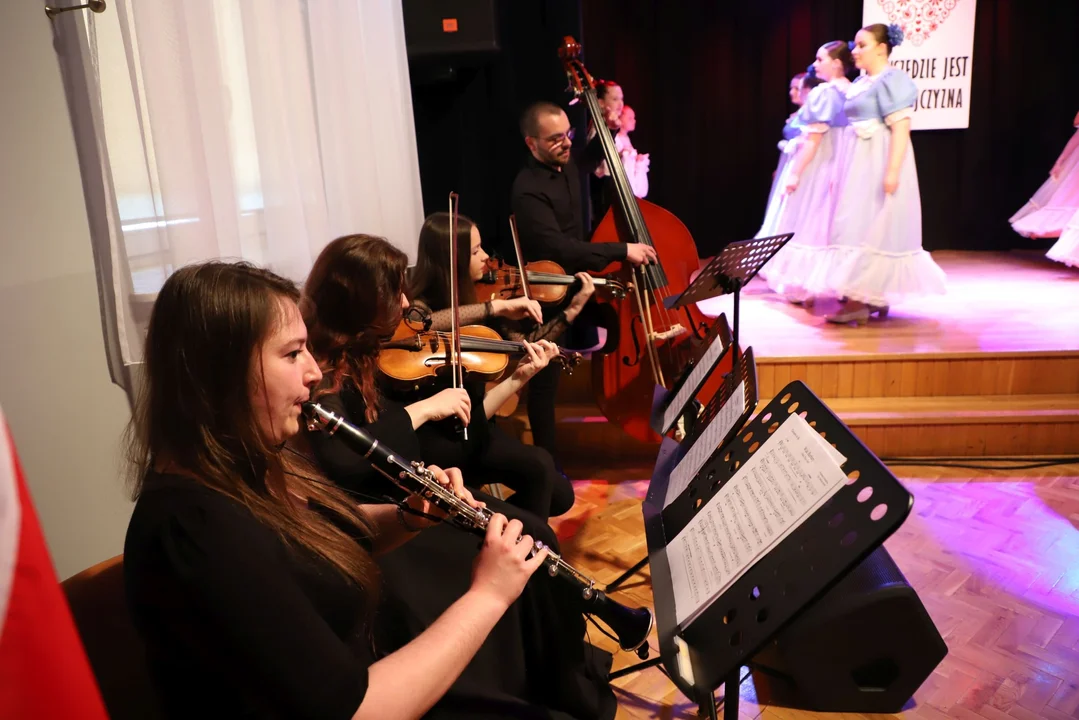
848, 40, 855, 51
886, 23, 905, 48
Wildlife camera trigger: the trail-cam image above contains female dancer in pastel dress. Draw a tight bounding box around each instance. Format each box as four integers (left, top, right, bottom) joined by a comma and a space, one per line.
1010, 109, 1079, 238
1047, 207, 1079, 267
590, 80, 625, 229
760, 43, 853, 303
615, 106, 649, 198
756, 71, 818, 241
810, 23, 947, 325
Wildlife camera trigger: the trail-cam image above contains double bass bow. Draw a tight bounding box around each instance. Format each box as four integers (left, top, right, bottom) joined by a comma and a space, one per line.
558, 37, 714, 443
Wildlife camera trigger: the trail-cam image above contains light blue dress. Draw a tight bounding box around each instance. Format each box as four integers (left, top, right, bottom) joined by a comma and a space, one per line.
756, 112, 805, 241
806, 68, 946, 306
759, 80, 851, 299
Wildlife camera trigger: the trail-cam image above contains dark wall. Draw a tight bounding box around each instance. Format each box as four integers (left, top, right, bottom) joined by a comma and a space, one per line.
407, 0, 1079, 258
406, 0, 586, 257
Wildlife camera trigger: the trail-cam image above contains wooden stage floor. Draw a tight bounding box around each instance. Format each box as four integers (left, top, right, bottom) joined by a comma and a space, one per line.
551, 461, 1079, 720
694, 250, 1079, 358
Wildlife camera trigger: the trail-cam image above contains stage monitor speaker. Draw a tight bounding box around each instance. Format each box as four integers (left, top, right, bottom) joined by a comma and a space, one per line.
403, 0, 500, 58
751, 546, 947, 714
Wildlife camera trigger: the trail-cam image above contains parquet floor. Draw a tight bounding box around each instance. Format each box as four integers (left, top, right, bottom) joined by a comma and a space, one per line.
550, 461, 1079, 720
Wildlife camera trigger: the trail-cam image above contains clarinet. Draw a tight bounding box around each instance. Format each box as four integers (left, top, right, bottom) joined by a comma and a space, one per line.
302, 400, 654, 656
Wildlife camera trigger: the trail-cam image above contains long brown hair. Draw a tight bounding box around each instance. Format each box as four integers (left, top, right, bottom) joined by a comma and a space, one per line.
303, 234, 409, 422
409, 211, 478, 311
126, 261, 379, 607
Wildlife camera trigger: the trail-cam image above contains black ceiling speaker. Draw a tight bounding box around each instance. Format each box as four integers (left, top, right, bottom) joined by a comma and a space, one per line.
402, 0, 501, 58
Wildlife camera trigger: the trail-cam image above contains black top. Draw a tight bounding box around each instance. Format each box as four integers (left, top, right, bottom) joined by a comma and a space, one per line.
305, 382, 429, 503
124, 473, 373, 720
510, 155, 627, 274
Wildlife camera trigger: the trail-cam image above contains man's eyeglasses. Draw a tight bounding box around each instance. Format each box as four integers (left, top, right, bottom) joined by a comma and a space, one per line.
537, 128, 575, 145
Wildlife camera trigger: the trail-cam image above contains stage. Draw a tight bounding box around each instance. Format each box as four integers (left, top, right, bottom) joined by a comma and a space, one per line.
514, 250, 1079, 461
694, 250, 1078, 359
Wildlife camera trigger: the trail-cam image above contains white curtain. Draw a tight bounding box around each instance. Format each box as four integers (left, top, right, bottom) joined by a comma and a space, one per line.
48, 0, 425, 400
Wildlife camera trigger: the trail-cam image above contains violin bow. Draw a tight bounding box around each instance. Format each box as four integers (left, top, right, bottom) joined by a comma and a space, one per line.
507, 215, 534, 304
448, 191, 468, 440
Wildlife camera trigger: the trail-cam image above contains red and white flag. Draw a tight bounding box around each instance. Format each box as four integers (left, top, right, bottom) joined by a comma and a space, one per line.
0, 406, 109, 718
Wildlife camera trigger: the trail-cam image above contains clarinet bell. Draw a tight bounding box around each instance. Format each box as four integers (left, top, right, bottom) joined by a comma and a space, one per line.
591, 589, 654, 654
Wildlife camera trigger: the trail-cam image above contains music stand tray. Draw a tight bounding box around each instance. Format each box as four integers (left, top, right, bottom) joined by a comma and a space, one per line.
643, 381, 914, 718
649, 313, 733, 437
664, 234, 792, 373
665, 233, 792, 310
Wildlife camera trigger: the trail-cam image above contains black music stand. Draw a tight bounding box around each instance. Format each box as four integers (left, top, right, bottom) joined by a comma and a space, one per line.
605, 348, 757, 595
637, 381, 914, 718
665, 233, 792, 377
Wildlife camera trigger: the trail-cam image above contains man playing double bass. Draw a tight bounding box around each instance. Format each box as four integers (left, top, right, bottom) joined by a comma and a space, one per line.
511, 101, 657, 273
509, 101, 657, 476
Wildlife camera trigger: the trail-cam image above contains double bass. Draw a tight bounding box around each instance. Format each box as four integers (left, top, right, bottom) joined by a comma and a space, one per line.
559, 38, 718, 443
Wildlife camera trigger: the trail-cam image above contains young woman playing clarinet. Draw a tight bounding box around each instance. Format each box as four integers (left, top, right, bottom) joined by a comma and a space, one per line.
122, 260, 550, 719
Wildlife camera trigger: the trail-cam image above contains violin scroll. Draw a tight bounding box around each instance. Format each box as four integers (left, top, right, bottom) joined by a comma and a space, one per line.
556, 349, 583, 376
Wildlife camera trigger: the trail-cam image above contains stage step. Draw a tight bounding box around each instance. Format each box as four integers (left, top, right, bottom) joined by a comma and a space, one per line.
823, 394, 1079, 457
515, 348, 1079, 462
549, 352, 1079, 404
506, 393, 1079, 463
756, 351, 1079, 400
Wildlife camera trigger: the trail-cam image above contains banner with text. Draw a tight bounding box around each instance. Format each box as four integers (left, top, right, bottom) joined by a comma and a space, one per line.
862, 0, 976, 130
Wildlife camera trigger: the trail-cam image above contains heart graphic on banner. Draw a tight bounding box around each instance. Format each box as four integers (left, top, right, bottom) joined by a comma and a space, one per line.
877, 0, 960, 46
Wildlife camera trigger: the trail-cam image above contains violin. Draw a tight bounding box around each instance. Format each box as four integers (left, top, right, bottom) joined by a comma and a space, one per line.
476, 257, 627, 305
377, 316, 581, 389
559, 37, 715, 443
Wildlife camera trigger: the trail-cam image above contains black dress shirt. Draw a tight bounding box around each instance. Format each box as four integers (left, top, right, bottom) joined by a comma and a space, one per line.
510, 154, 628, 274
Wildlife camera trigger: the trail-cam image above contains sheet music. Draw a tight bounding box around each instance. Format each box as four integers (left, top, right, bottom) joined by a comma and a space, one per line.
812, 425, 847, 467
660, 337, 728, 434
663, 381, 746, 509
667, 411, 849, 628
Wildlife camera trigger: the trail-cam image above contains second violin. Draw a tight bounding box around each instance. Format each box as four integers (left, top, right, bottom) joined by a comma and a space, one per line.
476, 257, 626, 305
378, 315, 581, 389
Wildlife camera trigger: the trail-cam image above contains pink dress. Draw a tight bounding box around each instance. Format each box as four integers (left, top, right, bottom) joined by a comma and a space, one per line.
1047, 208, 1079, 267
1010, 124, 1079, 238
